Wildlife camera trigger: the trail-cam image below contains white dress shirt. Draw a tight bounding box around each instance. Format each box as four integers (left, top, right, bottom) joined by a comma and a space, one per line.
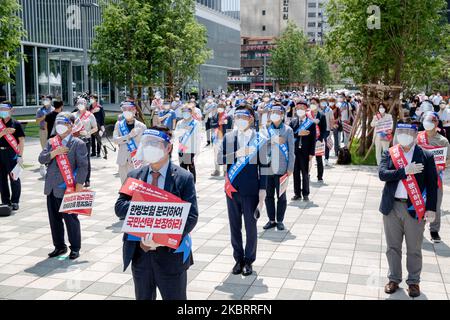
394, 145, 415, 199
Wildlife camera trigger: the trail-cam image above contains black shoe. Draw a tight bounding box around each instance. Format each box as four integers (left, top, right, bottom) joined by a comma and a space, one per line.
48, 247, 68, 258
91, 153, 96, 157
84, 181, 90, 188
276, 222, 285, 231
242, 263, 253, 276
291, 195, 301, 201
69, 251, 80, 260
205, 142, 211, 147
318, 179, 324, 183
96, 154, 101, 158
431, 231, 441, 243
263, 221, 277, 230
232, 261, 244, 275
303, 196, 309, 201
11, 203, 19, 211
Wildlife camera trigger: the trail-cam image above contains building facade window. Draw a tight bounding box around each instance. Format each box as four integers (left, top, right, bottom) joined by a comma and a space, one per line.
262, 10, 266, 15
38, 47, 49, 99
308, 2, 317, 8
262, 25, 266, 31
308, 22, 316, 27
308, 12, 316, 18
0, 83, 7, 102
11, 59, 23, 106
24, 45, 37, 106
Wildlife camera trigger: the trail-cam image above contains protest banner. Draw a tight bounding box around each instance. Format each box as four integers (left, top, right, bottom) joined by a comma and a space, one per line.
279, 173, 289, 196
59, 190, 95, 216
315, 140, 325, 156
376, 118, 394, 133
420, 146, 447, 170
120, 178, 191, 249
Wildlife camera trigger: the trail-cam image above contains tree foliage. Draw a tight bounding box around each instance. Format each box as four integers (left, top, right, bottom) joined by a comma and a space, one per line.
0, 0, 25, 84
308, 46, 333, 90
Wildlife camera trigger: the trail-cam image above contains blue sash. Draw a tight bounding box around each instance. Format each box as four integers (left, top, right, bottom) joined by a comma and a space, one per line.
295, 117, 314, 134
267, 124, 289, 162
227, 132, 268, 184
324, 106, 331, 113
179, 120, 197, 149
119, 120, 138, 154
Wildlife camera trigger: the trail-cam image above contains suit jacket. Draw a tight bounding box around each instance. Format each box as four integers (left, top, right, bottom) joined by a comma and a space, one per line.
113, 119, 147, 166
217, 129, 270, 196
38, 136, 89, 198
289, 117, 317, 157
115, 162, 198, 272
378, 145, 438, 218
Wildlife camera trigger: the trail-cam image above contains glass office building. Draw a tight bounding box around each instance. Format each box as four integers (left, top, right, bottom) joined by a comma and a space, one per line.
1, 0, 240, 113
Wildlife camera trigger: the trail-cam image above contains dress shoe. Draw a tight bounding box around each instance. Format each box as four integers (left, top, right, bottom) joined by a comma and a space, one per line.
11, 203, 19, 211
210, 170, 220, 177
84, 181, 90, 188
303, 196, 309, 201
384, 281, 399, 294
91, 153, 97, 157
48, 247, 68, 258
69, 251, 80, 260
242, 263, 253, 276
291, 195, 301, 201
408, 284, 420, 297
430, 231, 441, 243
232, 261, 244, 275
276, 222, 285, 231
263, 221, 277, 230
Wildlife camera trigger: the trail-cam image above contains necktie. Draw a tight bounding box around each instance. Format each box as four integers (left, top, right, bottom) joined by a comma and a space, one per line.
151, 171, 161, 187
299, 120, 303, 148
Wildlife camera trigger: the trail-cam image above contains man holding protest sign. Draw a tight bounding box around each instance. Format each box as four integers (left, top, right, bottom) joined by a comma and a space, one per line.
115, 126, 198, 300
379, 123, 438, 298
38, 112, 88, 260
417, 113, 450, 243
371, 103, 393, 165
113, 101, 147, 184
0, 101, 25, 211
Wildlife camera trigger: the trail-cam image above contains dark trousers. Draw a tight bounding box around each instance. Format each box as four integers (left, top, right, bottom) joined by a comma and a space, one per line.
226, 192, 259, 264
293, 152, 310, 197
178, 153, 196, 183
324, 131, 330, 160
131, 248, 187, 300
47, 192, 81, 251
0, 152, 20, 205
316, 155, 324, 180
91, 133, 101, 155
84, 139, 91, 183
332, 129, 340, 156
265, 175, 287, 222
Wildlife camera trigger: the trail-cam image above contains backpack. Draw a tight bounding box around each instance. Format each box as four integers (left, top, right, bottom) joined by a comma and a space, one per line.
337, 147, 352, 165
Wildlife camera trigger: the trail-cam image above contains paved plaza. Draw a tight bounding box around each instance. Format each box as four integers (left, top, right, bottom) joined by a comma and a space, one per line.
0, 134, 449, 300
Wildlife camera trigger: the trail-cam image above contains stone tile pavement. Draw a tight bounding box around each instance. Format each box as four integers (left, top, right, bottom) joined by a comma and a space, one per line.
0, 134, 449, 300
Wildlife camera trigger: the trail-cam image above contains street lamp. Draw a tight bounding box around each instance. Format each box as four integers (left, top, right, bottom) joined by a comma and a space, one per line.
80, 2, 99, 93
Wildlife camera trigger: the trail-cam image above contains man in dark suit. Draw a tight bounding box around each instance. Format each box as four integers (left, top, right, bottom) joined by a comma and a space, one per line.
379, 123, 438, 298
309, 97, 327, 182
218, 105, 270, 276
115, 126, 198, 300
38, 112, 88, 260
289, 99, 316, 201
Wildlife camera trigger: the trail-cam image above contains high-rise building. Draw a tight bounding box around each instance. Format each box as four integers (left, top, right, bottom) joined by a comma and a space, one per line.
1, 0, 240, 113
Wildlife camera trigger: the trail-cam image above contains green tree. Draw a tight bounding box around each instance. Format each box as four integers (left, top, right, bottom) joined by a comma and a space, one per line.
325, 0, 450, 157
0, 0, 25, 84
269, 21, 310, 90
156, 0, 210, 98
309, 46, 332, 91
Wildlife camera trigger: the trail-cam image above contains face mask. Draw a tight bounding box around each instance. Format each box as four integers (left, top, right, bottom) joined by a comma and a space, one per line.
217, 108, 224, 113
182, 112, 191, 119
175, 98, 180, 101
329, 102, 335, 106
235, 119, 249, 131
78, 104, 86, 111
263, 97, 270, 103
423, 121, 435, 131
43, 99, 51, 106
379, 108, 385, 114
270, 114, 281, 122
440, 104, 446, 110
56, 124, 69, 135
397, 133, 414, 147
320, 102, 327, 107
310, 104, 318, 111
90, 99, 95, 105
0, 111, 10, 119
415, 110, 422, 116
297, 109, 306, 118
142, 146, 165, 164
123, 111, 134, 120
155, 95, 161, 99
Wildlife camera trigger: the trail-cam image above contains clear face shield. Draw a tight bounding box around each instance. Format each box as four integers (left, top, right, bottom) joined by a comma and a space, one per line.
393, 127, 417, 148
54, 116, 73, 136
135, 130, 172, 164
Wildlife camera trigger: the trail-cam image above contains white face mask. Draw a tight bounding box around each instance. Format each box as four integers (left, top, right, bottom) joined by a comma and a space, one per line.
175, 98, 180, 101
397, 134, 414, 147
123, 111, 134, 120
142, 146, 165, 164
43, 99, 51, 106
77, 104, 86, 111
56, 124, 69, 135
310, 104, 318, 111
236, 119, 249, 131
182, 112, 191, 119
329, 102, 335, 106
217, 108, 224, 113
270, 114, 281, 122
379, 107, 385, 114
90, 99, 95, 105
423, 121, 435, 131
320, 102, 327, 107
297, 109, 306, 118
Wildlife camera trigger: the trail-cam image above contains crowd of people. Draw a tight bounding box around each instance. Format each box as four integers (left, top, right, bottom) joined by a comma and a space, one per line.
0, 88, 449, 299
